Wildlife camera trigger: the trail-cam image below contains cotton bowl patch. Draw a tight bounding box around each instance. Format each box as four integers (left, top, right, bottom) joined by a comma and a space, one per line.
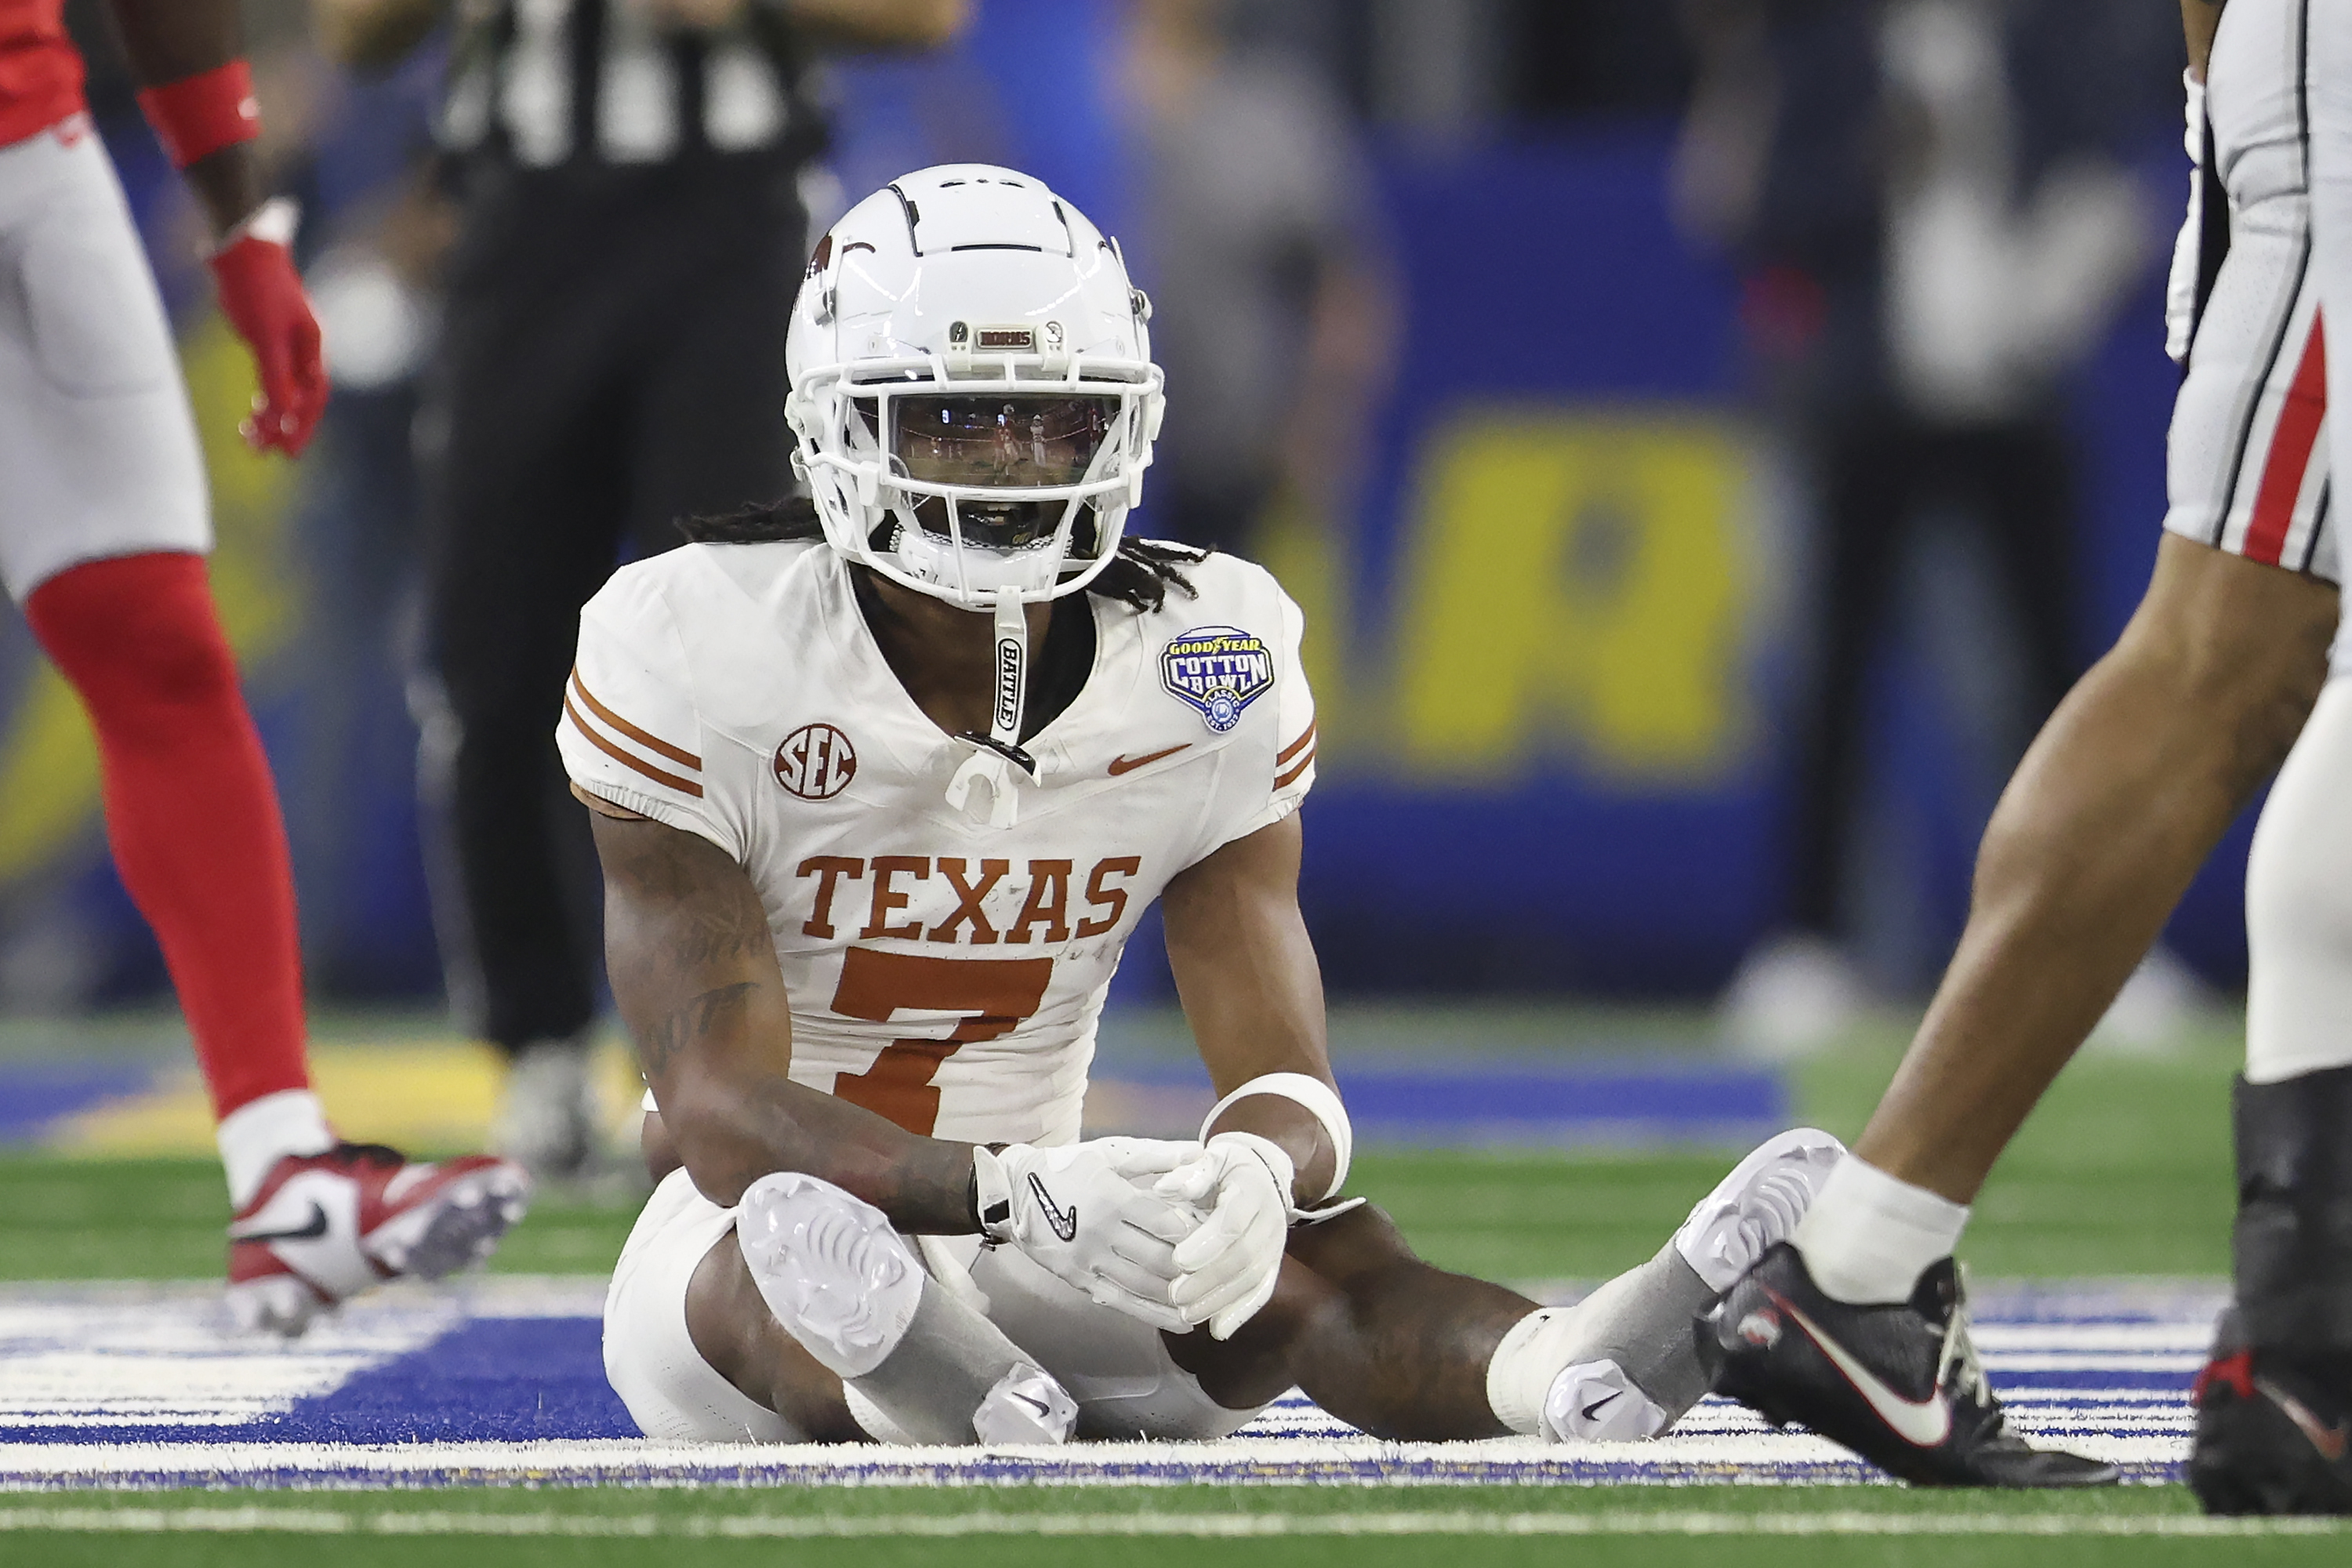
1160, 627, 1273, 734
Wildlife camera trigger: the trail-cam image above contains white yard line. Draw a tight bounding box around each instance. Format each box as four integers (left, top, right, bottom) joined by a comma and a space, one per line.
0, 1505, 2340, 1538
0, 1431, 2192, 1486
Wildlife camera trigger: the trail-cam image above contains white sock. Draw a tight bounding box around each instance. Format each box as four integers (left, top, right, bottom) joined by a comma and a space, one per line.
1486, 1307, 1573, 1436
217, 1089, 335, 1208
1790, 1155, 1969, 1305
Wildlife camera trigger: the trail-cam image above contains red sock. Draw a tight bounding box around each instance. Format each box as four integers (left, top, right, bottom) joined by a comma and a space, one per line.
25, 552, 311, 1119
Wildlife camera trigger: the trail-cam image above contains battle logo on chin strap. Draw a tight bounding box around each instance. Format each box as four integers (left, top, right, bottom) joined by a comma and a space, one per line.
946, 589, 1036, 828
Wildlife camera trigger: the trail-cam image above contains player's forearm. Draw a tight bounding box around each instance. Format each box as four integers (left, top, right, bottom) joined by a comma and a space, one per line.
1164, 819, 1341, 1203
103, 0, 265, 238
177, 147, 268, 246
593, 812, 982, 1228
1857, 539, 2333, 1201
611, 926, 981, 1227
661, 1069, 978, 1229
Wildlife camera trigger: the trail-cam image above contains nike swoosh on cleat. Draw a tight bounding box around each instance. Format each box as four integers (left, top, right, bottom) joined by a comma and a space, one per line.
1769, 1290, 1954, 1449
1027, 1173, 1079, 1243
228, 1200, 330, 1246
1108, 744, 1192, 776
2258, 1376, 2351, 1462
1581, 1392, 1622, 1423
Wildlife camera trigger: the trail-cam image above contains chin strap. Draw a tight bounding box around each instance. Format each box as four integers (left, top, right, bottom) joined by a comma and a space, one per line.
945, 588, 1036, 829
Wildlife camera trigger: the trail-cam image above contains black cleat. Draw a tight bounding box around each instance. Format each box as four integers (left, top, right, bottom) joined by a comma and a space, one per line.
1698, 1243, 2118, 1487
2188, 1318, 2352, 1515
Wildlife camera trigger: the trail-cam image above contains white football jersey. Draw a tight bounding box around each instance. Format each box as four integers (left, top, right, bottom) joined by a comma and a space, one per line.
558, 539, 1316, 1147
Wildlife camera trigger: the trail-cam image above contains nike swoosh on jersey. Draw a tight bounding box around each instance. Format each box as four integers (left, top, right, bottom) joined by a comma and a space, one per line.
1774, 1293, 1955, 1448
1108, 743, 1192, 776
1027, 1173, 1080, 1243
228, 1200, 331, 1246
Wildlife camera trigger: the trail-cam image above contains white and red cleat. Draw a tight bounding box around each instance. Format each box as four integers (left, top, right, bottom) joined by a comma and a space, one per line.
226, 1142, 531, 1336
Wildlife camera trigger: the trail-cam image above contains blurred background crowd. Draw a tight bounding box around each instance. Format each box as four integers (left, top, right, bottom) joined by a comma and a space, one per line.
0, 0, 2216, 1080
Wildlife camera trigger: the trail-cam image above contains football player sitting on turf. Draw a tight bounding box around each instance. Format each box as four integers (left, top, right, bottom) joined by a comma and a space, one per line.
567, 165, 1845, 1446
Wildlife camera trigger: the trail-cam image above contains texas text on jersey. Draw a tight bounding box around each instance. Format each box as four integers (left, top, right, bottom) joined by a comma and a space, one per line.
557, 535, 1317, 1147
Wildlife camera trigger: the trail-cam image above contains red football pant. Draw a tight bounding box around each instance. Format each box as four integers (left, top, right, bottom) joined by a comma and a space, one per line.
24, 551, 311, 1118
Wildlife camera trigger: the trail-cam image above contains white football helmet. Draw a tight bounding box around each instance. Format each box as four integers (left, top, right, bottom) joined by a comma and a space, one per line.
785, 165, 1166, 612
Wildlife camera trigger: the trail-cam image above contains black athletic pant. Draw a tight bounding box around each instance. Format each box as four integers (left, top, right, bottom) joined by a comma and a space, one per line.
422, 156, 804, 1053
1784, 411, 2082, 938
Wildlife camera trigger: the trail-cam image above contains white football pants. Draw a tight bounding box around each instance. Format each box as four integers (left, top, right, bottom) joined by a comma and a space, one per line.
0, 115, 209, 601
2233, 0, 2352, 1087
2247, 678, 2352, 1083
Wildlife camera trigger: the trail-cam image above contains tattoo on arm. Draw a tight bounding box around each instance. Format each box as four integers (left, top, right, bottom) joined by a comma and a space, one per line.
589, 811, 980, 1229
642, 981, 759, 1076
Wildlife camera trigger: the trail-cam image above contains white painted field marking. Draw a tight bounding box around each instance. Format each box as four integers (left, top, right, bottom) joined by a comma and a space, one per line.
0, 1278, 2229, 1489
0, 1506, 2343, 1538
0, 1294, 457, 1428
0, 1429, 2196, 1486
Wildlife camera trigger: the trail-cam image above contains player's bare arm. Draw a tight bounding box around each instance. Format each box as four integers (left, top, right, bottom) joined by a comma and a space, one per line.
1163, 814, 1340, 1200
593, 808, 978, 1227
103, 0, 260, 239
106, 0, 327, 454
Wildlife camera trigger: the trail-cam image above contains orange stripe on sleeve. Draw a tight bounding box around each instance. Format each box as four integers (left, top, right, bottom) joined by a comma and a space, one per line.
569, 668, 702, 769
1278, 719, 1318, 765
564, 692, 706, 797
1275, 744, 1316, 791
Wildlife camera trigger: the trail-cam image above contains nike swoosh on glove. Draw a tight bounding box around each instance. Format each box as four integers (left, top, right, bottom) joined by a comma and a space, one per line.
975, 1138, 1204, 1334
1157, 1131, 1294, 1341
209, 198, 328, 457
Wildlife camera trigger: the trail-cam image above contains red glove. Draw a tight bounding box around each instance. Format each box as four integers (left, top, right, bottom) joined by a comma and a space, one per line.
207, 199, 328, 459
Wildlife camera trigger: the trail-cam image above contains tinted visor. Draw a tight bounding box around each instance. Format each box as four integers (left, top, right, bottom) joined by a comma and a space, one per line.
886, 394, 1118, 551
894, 394, 1114, 487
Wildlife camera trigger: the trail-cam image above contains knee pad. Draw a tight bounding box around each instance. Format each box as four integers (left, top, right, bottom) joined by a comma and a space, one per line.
737, 1171, 1076, 1446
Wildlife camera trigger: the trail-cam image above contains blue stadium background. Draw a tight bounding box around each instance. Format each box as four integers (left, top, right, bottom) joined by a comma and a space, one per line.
0, 0, 2227, 1011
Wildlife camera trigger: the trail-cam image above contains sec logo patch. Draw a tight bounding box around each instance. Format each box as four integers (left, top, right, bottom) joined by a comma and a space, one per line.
775, 724, 857, 800
1160, 626, 1274, 734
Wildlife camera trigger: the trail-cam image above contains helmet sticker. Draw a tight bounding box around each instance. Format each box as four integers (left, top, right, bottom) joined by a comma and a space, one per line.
1160, 627, 1275, 735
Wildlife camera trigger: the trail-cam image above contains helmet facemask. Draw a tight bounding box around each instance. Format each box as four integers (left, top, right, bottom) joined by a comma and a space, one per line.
798, 354, 1161, 612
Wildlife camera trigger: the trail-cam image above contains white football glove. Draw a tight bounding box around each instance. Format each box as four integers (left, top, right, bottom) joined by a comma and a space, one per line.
974, 1138, 1204, 1333
1156, 1132, 1296, 1341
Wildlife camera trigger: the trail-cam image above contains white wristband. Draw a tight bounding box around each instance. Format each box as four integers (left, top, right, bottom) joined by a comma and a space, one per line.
1200, 1072, 1352, 1203
217, 194, 299, 254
